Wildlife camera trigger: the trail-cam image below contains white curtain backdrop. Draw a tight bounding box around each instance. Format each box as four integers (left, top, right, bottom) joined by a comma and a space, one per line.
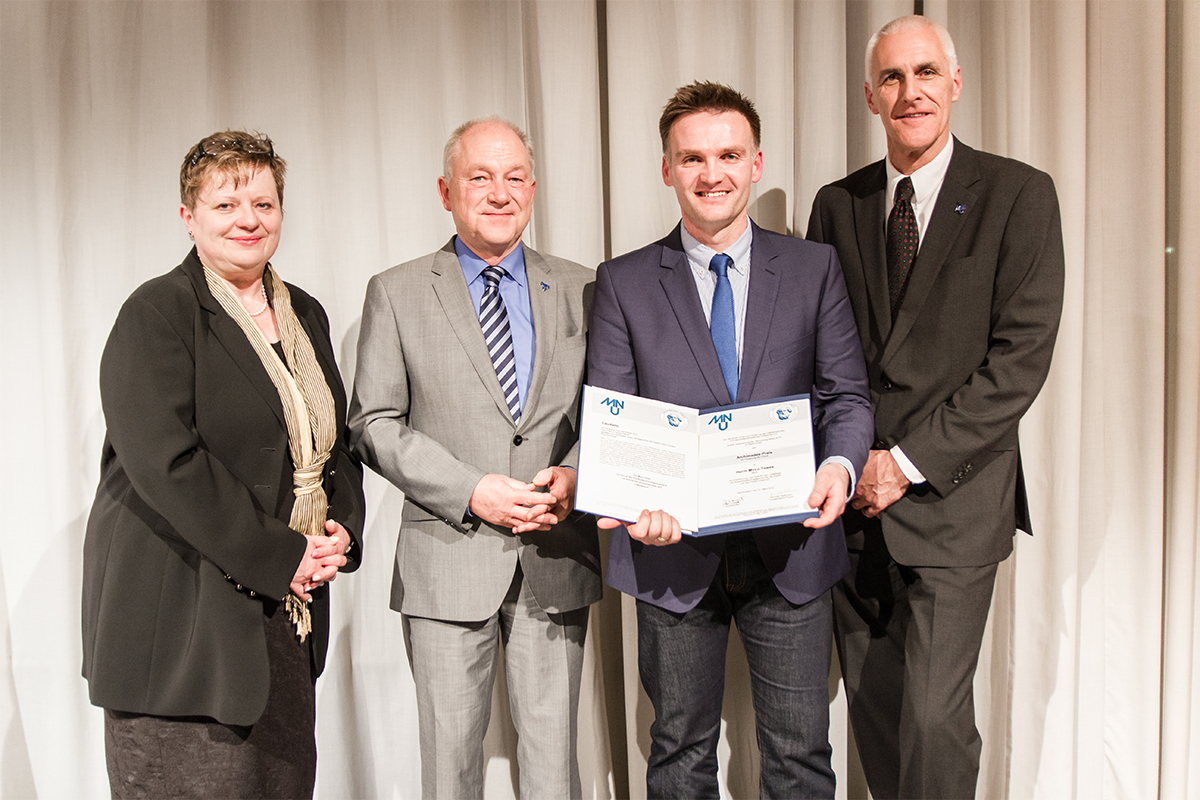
2, 2, 1196, 798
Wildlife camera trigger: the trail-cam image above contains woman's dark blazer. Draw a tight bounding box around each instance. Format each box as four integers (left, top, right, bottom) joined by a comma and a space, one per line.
81, 248, 366, 727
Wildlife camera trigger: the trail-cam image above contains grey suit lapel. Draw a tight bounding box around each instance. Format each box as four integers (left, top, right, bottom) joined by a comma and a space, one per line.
658, 230, 733, 406
738, 221, 779, 404
882, 140, 979, 367
429, 240, 517, 427
523, 247, 557, 428
852, 161, 892, 344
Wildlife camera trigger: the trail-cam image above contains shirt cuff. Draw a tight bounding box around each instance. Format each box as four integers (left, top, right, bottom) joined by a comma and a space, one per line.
890, 445, 926, 484
819, 456, 857, 501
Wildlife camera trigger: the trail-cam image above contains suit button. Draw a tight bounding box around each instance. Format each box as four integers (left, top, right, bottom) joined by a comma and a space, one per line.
881, 378, 894, 390
513, 434, 523, 446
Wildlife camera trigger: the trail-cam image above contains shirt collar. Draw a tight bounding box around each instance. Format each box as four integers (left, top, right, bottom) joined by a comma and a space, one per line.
680, 220, 754, 278
886, 135, 955, 206
454, 237, 527, 287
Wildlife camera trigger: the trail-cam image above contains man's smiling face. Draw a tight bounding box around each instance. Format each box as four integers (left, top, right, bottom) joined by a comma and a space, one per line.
866, 24, 961, 173
438, 120, 536, 263
662, 110, 763, 248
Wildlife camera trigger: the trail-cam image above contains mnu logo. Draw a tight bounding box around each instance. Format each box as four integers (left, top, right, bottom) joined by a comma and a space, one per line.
601, 397, 625, 416
708, 412, 734, 431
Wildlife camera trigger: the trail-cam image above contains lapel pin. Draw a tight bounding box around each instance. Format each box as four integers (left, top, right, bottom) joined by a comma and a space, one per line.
540, 281, 549, 292
955, 204, 967, 215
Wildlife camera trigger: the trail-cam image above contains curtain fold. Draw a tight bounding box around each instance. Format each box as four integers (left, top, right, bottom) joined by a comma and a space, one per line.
1161, 0, 1200, 796
0, 2, 1196, 798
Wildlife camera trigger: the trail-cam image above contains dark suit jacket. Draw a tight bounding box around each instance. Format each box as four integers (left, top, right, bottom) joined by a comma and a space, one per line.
588, 222, 873, 613
82, 248, 366, 726
807, 138, 1065, 567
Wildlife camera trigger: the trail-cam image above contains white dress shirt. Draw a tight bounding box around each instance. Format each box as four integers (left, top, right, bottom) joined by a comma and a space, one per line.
881, 137, 956, 485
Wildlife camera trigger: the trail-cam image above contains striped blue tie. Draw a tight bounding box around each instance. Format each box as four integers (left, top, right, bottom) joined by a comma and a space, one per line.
479, 266, 521, 422
709, 253, 738, 403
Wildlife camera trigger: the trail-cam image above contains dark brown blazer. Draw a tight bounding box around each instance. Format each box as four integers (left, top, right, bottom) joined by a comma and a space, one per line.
81, 248, 365, 726
807, 139, 1064, 567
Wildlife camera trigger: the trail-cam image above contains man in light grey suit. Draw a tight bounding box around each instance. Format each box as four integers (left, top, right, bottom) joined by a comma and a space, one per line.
349, 117, 601, 799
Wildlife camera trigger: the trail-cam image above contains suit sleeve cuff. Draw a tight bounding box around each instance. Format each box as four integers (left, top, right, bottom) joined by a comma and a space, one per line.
819, 456, 856, 500
890, 445, 927, 484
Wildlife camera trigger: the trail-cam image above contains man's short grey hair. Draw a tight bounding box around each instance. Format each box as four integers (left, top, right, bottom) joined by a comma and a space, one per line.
864, 15, 958, 84
442, 116, 536, 180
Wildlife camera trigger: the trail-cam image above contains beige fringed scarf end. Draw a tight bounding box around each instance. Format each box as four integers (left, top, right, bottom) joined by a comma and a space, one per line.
286, 595, 314, 641
204, 263, 338, 642
284, 450, 332, 642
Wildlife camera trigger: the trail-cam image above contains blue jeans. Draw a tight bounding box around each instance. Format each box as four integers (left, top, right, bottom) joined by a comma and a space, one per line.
637, 533, 836, 799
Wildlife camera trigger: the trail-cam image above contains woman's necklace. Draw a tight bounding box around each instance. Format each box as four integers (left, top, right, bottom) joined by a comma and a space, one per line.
248, 284, 270, 316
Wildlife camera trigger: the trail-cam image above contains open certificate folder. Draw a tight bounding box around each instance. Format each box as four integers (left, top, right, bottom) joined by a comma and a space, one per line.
575, 385, 819, 536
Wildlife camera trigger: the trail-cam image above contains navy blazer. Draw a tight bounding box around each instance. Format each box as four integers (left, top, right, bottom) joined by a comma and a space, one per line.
82, 249, 366, 726
588, 222, 873, 612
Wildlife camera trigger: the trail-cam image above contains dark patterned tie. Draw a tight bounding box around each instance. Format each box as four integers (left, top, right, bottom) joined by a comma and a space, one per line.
479, 266, 520, 422
709, 253, 738, 403
887, 176, 918, 322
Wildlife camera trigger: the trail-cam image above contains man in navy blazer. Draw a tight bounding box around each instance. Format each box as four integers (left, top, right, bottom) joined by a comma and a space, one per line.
588, 81, 872, 798
806, 16, 1064, 799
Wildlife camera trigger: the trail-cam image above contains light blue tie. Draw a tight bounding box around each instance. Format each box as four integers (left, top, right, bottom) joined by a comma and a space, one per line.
709, 253, 738, 403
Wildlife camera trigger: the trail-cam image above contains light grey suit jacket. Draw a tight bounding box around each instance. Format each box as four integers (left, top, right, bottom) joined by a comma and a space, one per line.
349, 238, 601, 622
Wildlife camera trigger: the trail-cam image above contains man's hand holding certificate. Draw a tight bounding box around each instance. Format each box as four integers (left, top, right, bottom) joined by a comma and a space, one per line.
577, 386, 846, 538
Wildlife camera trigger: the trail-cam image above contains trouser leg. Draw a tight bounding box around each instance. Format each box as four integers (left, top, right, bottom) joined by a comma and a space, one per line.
403, 609, 501, 800
727, 533, 836, 800
737, 590, 836, 799
833, 519, 998, 799
833, 522, 910, 799
500, 563, 589, 800
636, 593, 731, 799
898, 561, 998, 800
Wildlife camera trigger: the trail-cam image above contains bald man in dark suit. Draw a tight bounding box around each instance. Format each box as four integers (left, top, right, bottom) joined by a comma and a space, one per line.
807, 15, 1064, 799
